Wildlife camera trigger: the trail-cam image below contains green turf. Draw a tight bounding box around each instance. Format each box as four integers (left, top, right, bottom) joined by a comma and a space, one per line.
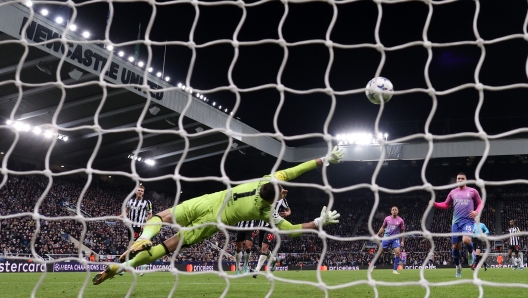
1, 268, 527, 297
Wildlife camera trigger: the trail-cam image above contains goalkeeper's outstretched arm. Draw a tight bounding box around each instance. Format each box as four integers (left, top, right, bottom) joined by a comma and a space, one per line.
276, 206, 340, 238
273, 146, 345, 182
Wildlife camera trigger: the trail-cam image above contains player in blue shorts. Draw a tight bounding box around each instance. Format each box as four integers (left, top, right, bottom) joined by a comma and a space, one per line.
431, 172, 483, 278
370, 206, 405, 274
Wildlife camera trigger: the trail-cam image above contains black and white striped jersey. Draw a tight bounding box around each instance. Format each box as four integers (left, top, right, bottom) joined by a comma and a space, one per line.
126, 197, 152, 227
508, 226, 521, 246
237, 220, 257, 229
258, 198, 290, 228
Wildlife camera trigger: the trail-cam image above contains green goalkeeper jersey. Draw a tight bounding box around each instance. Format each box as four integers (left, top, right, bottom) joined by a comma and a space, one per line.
219, 160, 317, 232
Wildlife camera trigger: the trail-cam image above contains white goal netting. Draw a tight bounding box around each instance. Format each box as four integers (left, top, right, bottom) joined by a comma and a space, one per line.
1, 0, 528, 297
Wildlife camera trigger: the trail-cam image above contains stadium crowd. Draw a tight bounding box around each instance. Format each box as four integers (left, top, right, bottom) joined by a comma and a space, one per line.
1, 165, 527, 268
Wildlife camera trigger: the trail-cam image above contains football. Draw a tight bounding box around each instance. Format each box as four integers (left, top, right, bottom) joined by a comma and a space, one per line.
365, 77, 394, 104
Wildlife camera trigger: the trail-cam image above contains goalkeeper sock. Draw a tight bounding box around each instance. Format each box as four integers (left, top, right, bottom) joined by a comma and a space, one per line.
466, 242, 473, 255
125, 243, 169, 269
138, 216, 162, 240
453, 248, 460, 266
474, 255, 480, 264
394, 257, 400, 271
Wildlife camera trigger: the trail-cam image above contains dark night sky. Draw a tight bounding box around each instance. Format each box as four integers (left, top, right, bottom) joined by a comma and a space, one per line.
31, 0, 528, 147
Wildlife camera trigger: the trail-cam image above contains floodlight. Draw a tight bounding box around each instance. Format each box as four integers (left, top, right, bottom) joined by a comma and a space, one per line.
69, 24, 77, 31
225, 108, 228, 113
138, 61, 144, 67
33, 127, 41, 134
218, 105, 222, 109
106, 45, 114, 51
128, 56, 134, 62
14, 122, 23, 131
41, 9, 48, 16
44, 130, 53, 138
145, 159, 155, 166
156, 72, 162, 77
148, 67, 153, 73
22, 124, 30, 131
82, 31, 90, 38
23, 1, 33, 7
63, 136, 68, 141
118, 51, 124, 57
384, 133, 388, 138
177, 83, 182, 88
6, 120, 13, 125
55, 17, 63, 24
165, 77, 170, 82
212, 102, 216, 106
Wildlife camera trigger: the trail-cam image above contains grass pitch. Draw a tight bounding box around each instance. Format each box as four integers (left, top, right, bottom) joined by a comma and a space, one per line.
1, 268, 527, 297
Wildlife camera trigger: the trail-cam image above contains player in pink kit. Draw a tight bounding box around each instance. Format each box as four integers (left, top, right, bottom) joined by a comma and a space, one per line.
430, 172, 483, 278
371, 206, 405, 274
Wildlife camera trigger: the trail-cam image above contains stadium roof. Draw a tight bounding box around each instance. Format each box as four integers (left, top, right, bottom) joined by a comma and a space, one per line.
1, 1, 528, 195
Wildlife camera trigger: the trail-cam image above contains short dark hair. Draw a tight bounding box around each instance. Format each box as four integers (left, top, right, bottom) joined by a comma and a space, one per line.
138, 185, 145, 190
259, 183, 280, 203
457, 172, 466, 177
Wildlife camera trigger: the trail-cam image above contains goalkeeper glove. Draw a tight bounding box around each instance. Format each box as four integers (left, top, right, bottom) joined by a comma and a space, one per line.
314, 206, 340, 228
321, 146, 345, 166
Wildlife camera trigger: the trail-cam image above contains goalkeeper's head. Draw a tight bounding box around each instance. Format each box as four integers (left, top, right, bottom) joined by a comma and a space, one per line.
260, 182, 287, 203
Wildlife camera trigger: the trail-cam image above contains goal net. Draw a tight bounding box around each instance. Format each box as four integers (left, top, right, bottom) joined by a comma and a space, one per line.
1, 0, 528, 297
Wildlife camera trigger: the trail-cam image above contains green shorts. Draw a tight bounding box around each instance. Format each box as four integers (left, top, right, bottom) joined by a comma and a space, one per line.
169, 193, 221, 246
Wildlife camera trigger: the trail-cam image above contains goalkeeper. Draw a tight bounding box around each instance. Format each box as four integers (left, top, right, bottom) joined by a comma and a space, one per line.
93, 146, 345, 285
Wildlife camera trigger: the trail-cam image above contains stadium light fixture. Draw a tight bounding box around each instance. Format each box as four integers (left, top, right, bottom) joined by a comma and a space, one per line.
44, 130, 53, 138
145, 159, 155, 166
118, 51, 124, 57
218, 105, 222, 109
138, 61, 144, 67
6, 120, 13, 125
82, 31, 90, 38
106, 45, 114, 51
55, 17, 63, 24
23, 1, 33, 7
336, 132, 388, 146
69, 24, 77, 31
41, 9, 49, 16
61, 165, 64, 168
177, 83, 182, 88
225, 108, 228, 113
148, 67, 153, 73
128, 56, 134, 62
32, 127, 41, 135
156, 72, 162, 77
165, 76, 170, 82
212, 102, 216, 106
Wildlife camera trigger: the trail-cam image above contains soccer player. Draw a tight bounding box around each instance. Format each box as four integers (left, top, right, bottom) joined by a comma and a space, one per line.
252, 195, 291, 278
370, 206, 405, 274
234, 220, 257, 274
506, 219, 524, 270
430, 172, 483, 278
471, 220, 490, 271
119, 185, 152, 277
92, 146, 345, 285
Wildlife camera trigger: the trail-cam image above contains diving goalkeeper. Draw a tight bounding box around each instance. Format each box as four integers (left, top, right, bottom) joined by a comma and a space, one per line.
93, 146, 345, 285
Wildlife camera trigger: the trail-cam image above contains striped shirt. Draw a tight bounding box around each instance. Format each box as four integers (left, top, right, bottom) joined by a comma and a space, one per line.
237, 220, 257, 228
258, 198, 290, 228
126, 197, 152, 227
508, 226, 521, 246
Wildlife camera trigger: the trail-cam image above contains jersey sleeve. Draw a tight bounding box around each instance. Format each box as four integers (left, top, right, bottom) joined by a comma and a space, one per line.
276, 219, 303, 238
444, 191, 453, 206
381, 217, 388, 228
471, 188, 483, 209
148, 200, 153, 213
400, 219, 405, 232
273, 160, 317, 181
281, 198, 290, 209
482, 223, 489, 234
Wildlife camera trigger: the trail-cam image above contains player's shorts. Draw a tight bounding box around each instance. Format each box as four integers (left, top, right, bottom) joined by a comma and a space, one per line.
509, 245, 519, 252
259, 231, 276, 246
169, 193, 220, 247
236, 231, 254, 243
472, 238, 484, 250
451, 220, 474, 244
127, 226, 142, 242
381, 239, 401, 250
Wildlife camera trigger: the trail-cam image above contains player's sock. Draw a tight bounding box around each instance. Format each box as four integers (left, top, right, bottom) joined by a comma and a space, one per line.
235, 251, 241, 272
243, 250, 251, 272
124, 243, 169, 270
452, 248, 460, 266
466, 242, 473, 255
474, 255, 480, 264
137, 216, 162, 240
394, 257, 400, 271
255, 252, 268, 272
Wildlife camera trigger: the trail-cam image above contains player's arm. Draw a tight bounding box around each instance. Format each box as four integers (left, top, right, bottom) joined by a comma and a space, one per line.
273, 146, 345, 182
431, 192, 453, 209
400, 220, 406, 247
377, 218, 387, 236
482, 223, 490, 235
468, 189, 483, 219
146, 200, 153, 221
275, 206, 340, 237
279, 198, 291, 218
